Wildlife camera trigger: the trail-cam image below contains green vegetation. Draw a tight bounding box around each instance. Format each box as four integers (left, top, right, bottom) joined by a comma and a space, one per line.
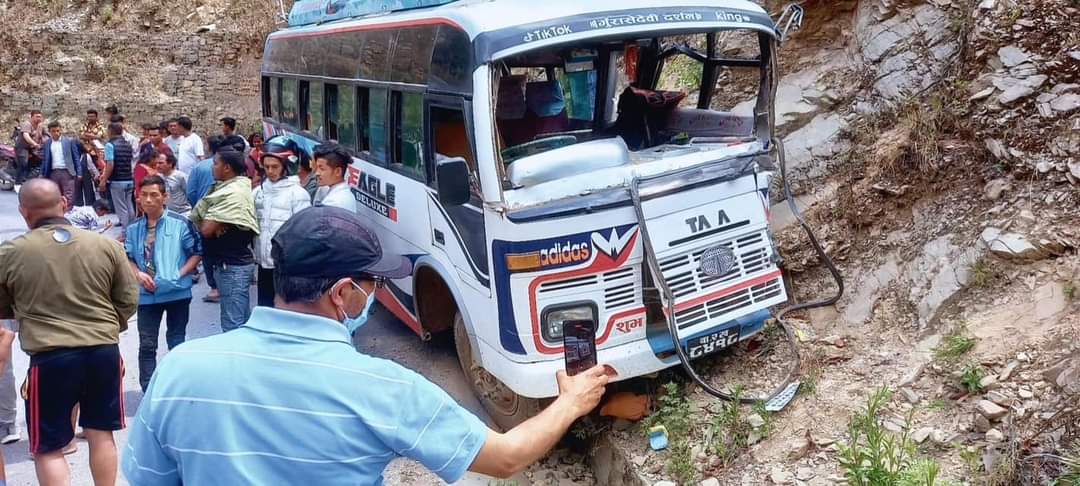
752, 400, 775, 438
709, 386, 750, 467
644, 382, 695, 485
837, 386, 957, 486
959, 364, 986, 394
959, 446, 982, 477
927, 399, 950, 411
968, 257, 997, 288
933, 326, 976, 364
1065, 282, 1077, 301
1054, 444, 1080, 486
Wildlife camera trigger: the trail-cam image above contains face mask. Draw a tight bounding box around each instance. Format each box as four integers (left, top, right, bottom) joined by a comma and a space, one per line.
339, 281, 376, 336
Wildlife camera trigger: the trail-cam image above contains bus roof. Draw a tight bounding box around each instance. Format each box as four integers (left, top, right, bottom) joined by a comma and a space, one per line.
269, 0, 778, 61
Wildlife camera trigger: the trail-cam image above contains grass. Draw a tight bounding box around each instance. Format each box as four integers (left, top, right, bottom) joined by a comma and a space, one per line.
933, 326, 976, 364
960, 363, 987, 394
1065, 282, 1077, 301
709, 386, 750, 467
968, 257, 997, 288
960, 446, 982, 477
644, 382, 695, 485
752, 401, 776, 438
927, 399, 950, 411
1054, 445, 1080, 486
837, 386, 958, 486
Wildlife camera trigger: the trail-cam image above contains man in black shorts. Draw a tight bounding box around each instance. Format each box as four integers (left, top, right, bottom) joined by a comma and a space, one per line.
0, 178, 138, 486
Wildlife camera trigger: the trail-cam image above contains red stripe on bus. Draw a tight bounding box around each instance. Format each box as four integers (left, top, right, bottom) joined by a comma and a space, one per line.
376, 288, 424, 336
269, 18, 465, 41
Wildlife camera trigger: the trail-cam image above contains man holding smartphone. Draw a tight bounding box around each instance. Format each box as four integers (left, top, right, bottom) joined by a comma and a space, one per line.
123, 206, 614, 485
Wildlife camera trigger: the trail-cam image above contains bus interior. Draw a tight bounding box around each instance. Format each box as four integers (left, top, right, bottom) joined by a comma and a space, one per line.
493, 29, 769, 188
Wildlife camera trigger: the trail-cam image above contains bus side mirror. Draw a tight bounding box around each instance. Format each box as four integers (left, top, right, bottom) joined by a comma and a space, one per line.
436, 157, 471, 206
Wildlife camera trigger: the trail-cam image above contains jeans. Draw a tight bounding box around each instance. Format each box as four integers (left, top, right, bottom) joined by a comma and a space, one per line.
0, 320, 16, 428
109, 180, 135, 227
215, 263, 255, 332
136, 299, 191, 391
257, 266, 275, 307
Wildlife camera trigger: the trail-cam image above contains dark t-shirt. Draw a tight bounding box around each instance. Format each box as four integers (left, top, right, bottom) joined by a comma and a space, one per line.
204, 226, 255, 266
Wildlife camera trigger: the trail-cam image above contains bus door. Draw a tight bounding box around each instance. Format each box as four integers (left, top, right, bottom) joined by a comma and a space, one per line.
425, 94, 491, 292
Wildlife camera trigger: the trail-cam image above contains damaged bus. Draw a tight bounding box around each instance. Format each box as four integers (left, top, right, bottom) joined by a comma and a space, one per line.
262, 0, 793, 429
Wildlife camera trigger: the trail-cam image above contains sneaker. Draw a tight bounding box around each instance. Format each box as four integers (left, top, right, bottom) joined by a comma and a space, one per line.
0, 424, 18, 445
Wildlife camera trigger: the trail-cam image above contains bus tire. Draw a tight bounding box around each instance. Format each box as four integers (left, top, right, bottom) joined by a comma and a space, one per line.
453, 312, 542, 431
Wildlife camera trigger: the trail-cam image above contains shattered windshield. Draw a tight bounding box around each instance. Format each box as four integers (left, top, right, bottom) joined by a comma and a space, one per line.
493, 28, 765, 171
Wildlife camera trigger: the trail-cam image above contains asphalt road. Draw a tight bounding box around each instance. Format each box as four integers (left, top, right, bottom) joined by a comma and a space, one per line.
0, 189, 512, 485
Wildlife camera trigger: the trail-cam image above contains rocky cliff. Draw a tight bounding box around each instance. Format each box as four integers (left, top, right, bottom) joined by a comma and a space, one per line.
0, 0, 289, 134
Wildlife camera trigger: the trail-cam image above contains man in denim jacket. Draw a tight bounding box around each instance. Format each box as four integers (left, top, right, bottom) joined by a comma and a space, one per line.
125, 175, 202, 391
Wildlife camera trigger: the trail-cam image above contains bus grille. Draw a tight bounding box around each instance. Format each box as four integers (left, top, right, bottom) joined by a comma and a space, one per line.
537, 265, 641, 311
653, 228, 781, 329
657, 229, 770, 301
672, 276, 783, 329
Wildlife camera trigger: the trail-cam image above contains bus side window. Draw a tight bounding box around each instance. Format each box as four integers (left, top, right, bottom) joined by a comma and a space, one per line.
269, 77, 280, 121
431, 105, 480, 199
280, 78, 300, 128
391, 91, 425, 180
326, 84, 359, 149
303, 81, 325, 138
368, 88, 389, 164
262, 77, 273, 118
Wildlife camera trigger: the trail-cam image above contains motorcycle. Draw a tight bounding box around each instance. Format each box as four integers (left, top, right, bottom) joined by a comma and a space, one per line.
0, 143, 15, 191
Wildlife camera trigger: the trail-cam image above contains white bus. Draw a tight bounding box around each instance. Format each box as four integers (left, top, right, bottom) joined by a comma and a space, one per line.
262, 0, 789, 429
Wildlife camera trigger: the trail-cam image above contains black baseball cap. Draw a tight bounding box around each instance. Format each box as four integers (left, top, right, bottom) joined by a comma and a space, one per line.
271, 206, 412, 280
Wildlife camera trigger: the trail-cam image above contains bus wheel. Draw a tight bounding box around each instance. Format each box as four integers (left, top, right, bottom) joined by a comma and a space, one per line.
453, 312, 542, 431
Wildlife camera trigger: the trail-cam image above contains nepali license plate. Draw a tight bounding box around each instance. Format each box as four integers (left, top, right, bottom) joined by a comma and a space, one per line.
687, 326, 741, 358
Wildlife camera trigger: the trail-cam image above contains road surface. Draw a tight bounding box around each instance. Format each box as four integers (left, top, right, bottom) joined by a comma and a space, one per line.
0, 189, 517, 485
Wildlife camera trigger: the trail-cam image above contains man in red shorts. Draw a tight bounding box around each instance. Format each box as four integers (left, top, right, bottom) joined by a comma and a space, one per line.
0, 178, 138, 486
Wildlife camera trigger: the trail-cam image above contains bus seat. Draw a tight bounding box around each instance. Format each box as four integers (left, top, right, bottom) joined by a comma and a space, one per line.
612, 86, 686, 150
496, 75, 527, 120
525, 80, 570, 137
497, 75, 535, 146
434, 120, 475, 167
525, 80, 566, 117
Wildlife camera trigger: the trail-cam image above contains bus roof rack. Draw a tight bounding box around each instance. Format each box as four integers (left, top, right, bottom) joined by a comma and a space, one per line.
288, 0, 461, 27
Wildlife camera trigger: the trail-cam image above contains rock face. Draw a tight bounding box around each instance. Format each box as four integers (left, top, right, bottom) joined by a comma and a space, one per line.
981, 228, 1064, 261
836, 232, 992, 329
1045, 357, 1080, 395
855, 2, 959, 100
905, 236, 985, 329
0, 24, 264, 132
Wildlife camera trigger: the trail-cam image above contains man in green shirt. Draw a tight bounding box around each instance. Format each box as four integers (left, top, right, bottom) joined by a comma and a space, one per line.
0, 178, 138, 486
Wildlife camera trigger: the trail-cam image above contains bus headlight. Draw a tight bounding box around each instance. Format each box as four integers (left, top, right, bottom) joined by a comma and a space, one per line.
541, 303, 597, 343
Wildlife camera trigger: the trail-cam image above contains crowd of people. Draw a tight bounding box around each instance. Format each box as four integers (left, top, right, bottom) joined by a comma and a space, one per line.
0, 106, 614, 485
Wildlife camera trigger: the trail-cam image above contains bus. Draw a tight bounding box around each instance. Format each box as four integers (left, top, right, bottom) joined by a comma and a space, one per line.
262, 0, 789, 429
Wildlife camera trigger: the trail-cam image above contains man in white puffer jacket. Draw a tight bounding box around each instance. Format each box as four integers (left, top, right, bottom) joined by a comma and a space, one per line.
253, 152, 312, 307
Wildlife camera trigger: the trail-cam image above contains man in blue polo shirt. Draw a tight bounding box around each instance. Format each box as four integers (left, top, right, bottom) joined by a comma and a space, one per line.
122, 206, 613, 485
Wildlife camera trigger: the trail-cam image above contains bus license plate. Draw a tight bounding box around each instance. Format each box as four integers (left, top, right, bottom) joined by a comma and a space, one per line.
687, 326, 741, 358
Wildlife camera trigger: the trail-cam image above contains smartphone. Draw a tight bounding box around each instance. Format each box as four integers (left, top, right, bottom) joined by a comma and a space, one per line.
562, 319, 597, 376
